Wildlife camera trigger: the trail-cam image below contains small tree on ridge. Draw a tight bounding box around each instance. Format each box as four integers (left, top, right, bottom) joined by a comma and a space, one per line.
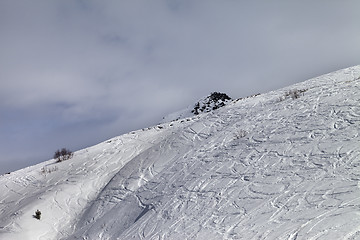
54, 148, 73, 162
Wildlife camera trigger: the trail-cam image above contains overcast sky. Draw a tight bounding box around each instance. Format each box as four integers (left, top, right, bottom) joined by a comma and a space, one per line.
1, 1, 360, 174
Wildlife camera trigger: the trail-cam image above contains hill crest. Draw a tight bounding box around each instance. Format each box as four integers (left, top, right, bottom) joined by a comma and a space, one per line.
1, 66, 360, 239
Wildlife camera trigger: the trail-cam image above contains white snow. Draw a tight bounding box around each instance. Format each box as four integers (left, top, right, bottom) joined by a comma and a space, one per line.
1, 66, 360, 239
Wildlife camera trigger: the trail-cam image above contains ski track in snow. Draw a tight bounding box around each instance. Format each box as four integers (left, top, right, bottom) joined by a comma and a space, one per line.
1, 66, 360, 239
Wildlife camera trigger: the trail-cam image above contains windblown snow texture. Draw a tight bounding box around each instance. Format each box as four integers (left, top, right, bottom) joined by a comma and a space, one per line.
1, 66, 360, 239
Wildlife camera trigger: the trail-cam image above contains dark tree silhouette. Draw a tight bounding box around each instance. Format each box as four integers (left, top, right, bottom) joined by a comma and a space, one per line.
54, 148, 73, 162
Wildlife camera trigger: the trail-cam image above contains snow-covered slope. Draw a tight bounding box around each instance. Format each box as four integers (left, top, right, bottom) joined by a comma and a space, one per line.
1, 66, 360, 240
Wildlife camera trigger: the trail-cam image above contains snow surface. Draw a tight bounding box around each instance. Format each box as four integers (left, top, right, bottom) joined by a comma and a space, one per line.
1, 66, 360, 240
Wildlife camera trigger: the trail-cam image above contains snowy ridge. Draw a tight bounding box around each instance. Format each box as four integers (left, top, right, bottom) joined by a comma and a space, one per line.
1, 66, 360, 239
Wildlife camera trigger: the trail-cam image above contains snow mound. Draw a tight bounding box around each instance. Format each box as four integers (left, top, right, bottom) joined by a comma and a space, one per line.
1, 66, 360, 240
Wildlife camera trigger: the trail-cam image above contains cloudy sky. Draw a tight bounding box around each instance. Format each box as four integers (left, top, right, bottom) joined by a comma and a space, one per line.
1, 1, 360, 174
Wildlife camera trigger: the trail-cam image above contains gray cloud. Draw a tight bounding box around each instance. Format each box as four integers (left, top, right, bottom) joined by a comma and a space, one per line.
1, 0, 360, 174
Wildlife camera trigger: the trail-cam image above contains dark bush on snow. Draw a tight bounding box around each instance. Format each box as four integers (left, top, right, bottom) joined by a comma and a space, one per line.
54, 148, 73, 162
209, 92, 231, 102
34, 209, 41, 220
192, 92, 232, 115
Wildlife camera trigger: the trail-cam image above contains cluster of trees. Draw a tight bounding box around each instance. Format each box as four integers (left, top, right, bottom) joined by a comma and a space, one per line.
54, 148, 73, 162
192, 92, 232, 115
208, 92, 231, 102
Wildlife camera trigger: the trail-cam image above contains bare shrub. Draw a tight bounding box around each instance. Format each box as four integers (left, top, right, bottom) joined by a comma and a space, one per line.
280, 88, 308, 101
234, 130, 248, 139
286, 90, 300, 99
34, 209, 41, 220
54, 148, 73, 162
41, 166, 58, 175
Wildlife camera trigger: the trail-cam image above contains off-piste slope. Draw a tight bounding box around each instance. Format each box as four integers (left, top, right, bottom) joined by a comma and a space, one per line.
1, 66, 360, 240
